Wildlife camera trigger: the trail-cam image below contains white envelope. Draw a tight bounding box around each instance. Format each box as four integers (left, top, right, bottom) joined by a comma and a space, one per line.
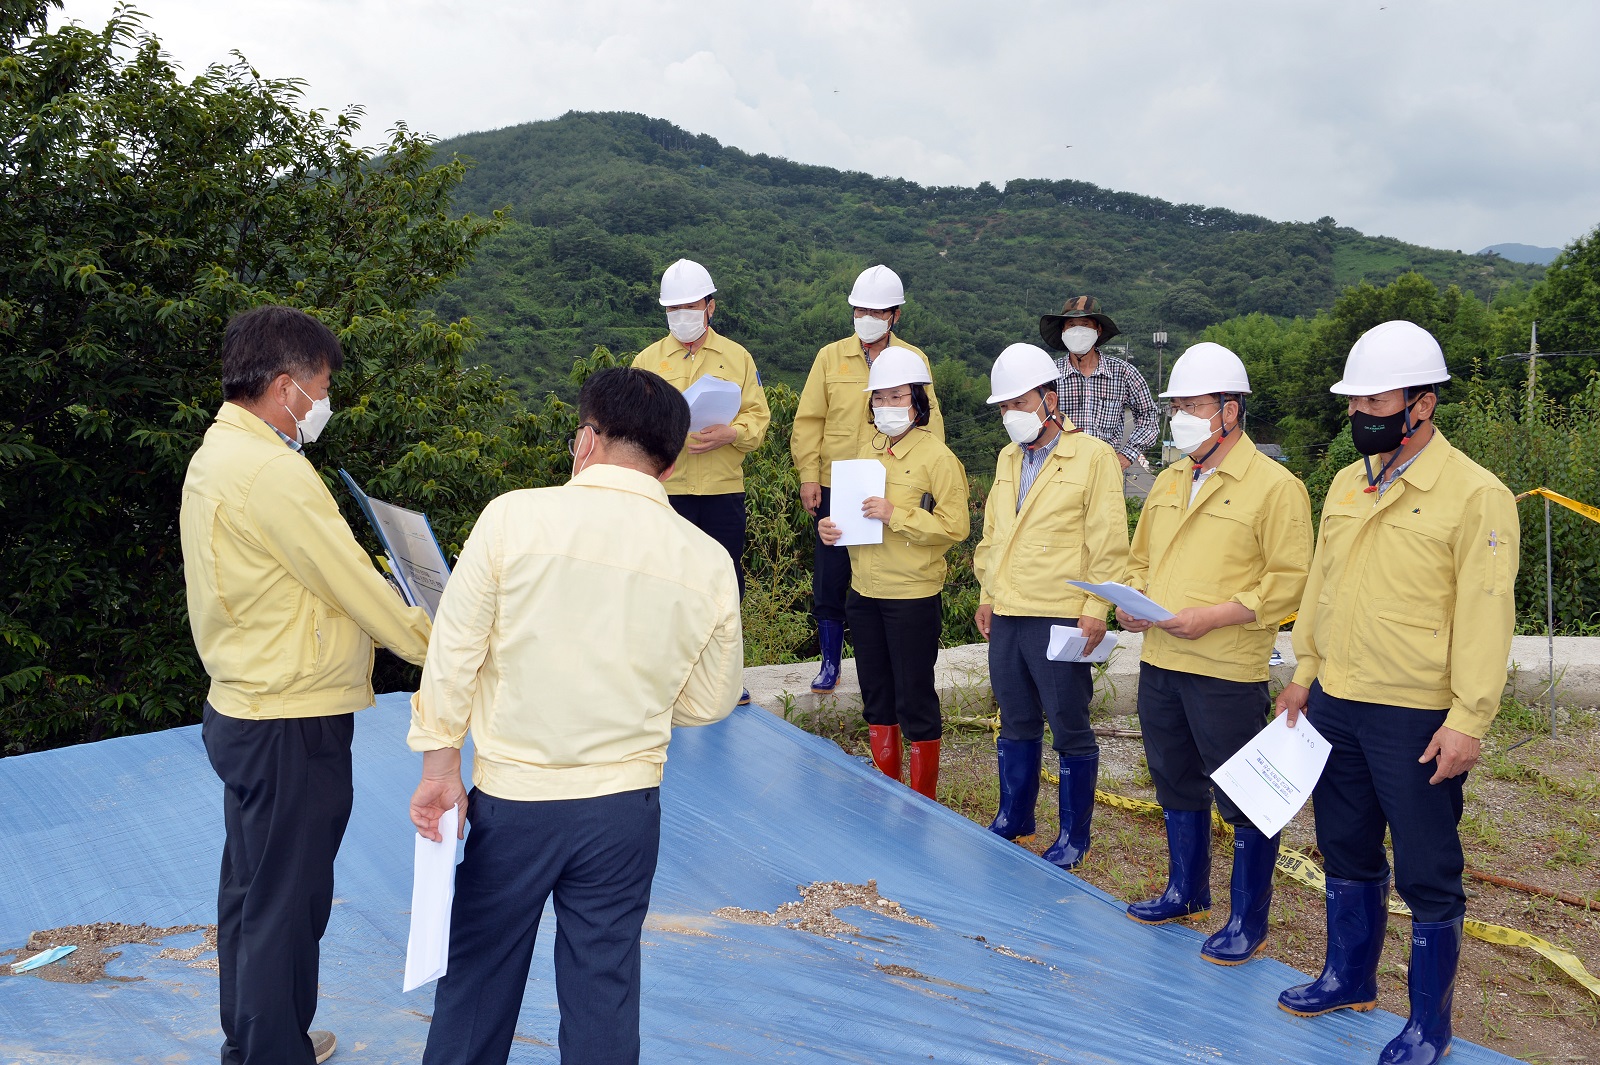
403, 805, 460, 992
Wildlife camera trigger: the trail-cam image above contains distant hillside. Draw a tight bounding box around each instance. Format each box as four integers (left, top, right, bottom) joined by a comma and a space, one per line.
431, 112, 1543, 394
1477, 242, 1561, 266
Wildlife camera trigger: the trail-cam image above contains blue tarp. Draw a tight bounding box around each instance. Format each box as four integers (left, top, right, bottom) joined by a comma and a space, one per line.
0, 693, 1516, 1063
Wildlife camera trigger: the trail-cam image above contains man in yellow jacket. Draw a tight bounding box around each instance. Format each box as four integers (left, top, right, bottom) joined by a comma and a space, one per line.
180, 305, 431, 1065
974, 343, 1128, 869
408, 367, 742, 1065
791, 265, 944, 694
1275, 321, 1519, 1065
1117, 343, 1311, 968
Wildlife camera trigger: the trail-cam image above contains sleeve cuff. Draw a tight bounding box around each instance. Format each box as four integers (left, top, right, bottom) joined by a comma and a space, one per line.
1080, 596, 1109, 618
1232, 590, 1267, 629
1443, 706, 1492, 740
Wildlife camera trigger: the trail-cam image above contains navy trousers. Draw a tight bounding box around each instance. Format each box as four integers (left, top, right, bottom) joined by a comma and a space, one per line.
670, 492, 746, 600
811, 485, 852, 624
988, 614, 1097, 757
847, 591, 944, 742
202, 705, 354, 1065
1136, 662, 1271, 826
423, 787, 662, 1065
1305, 681, 1467, 923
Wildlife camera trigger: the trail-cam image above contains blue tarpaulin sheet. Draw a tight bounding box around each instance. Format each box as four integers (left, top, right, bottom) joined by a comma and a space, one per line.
0, 693, 1516, 1063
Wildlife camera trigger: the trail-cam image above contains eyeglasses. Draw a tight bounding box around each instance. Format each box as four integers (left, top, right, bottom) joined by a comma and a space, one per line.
567, 423, 598, 456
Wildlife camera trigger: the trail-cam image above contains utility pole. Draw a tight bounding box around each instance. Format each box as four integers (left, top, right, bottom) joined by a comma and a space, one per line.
1526, 320, 1540, 416
1152, 329, 1170, 465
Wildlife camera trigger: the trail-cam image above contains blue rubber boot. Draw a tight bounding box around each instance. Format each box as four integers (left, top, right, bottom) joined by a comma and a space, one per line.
1278, 876, 1390, 1017
986, 738, 1042, 841
1379, 918, 1463, 1064
1040, 752, 1099, 870
1126, 809, 1212, 924
1201, 825, 1279, 963
810, 620, 844, 693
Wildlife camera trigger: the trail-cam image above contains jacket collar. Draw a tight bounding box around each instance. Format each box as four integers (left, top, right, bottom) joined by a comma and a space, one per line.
217, 401, 298, 448
1394, 427, 1451, 492
662, 325, 727, 360
879, 426, 931, 461
568, 462, 672, 506
1174, 430, 1259, 484
845, 332, 902, 363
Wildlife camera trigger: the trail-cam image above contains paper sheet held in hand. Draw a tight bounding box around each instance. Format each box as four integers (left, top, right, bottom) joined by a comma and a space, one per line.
1211, 714, 1331, 838
1065, 580, 1175, 622
1046, 625, 1120, 664
403, 804, 459, 992
682, 375, 743, 433
829, 459, 886, 546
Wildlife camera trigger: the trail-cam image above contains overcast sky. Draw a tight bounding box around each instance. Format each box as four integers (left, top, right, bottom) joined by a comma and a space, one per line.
52, 0, 1600, 253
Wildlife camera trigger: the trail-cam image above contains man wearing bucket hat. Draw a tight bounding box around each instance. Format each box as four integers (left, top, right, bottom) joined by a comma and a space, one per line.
1040, 295, 1159, 480
817, 347, 968, 799
973, 343, 1128, 869
792, 265, 944, 695
1274, 321, 1519, 1064
1116, 342, 1312, 968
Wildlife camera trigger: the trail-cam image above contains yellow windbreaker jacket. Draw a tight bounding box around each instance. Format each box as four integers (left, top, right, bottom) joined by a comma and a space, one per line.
180, 403, 431, 719
790, 334, 944, 487
845, 429, 971, 599
633, 327, 771, 495
1127, 434, 1313, 682
1291, 430, 1519, 738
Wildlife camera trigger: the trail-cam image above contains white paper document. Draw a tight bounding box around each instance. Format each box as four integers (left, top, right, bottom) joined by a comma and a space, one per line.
403, 805, 459, 992
340, 470, 453, 619
1046, 625, 1120, 664
1065, 580, 1175, 623
1211, 714, 1332, 838
682, 375, 743, 433
829, 459, 887, 546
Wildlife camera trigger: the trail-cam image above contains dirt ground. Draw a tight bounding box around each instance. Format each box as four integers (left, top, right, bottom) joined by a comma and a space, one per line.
807, 698, 1600, 1064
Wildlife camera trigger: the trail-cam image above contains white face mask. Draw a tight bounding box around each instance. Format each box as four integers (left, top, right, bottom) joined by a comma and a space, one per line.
666, 309, 707, 344
1169, 409, 1220, 455
286, 379, 332, 444
854, 314, 890, 344
1062, 325, 1098, 356
1003, 407, 1045, 446
873, 405, 914, 438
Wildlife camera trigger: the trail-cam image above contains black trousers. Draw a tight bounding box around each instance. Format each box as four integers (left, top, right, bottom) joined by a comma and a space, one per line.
1136, 662, 1271, 826
670, 492, 746, 600
811, 485, 851, 624
847, 591, 944, 742
423, 787, 662, 1065
988, 614, 1097, 757
201, 704, 354, 1065
1306, 682, 1467, 923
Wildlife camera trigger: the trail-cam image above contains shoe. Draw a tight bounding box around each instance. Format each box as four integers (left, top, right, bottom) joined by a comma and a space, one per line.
908, 740, 940, 799
1126, 808, 1212, 924
811, 620, 844, 693
868, 724, 902, 780
1040, 751, 1099, 870
311, 1030, 337, 1064
1201, 825, 1279, 964
737, 688, 751, 706
1378, 917, 1463, 1064
1278, 876, 1390, 1016
986, 738, 1042, 841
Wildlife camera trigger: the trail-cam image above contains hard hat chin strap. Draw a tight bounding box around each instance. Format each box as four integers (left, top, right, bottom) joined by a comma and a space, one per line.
1361, 397, 1422, 494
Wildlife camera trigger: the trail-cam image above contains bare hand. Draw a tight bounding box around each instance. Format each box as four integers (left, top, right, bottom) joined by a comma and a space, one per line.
687, 423, 737, 454
818, 517, 842, 546
1274, 682, 1310, 726
861, 495, 894, 522
1115, 606, 1152, 634
975, 604, 993, 641
1156, 606, 1218, 641
1118, 453, 1132, 470
801, 481, 822, 516
410, 775, 468, 842
1420, 725, 1481, 784
1079, 614, 1108, 654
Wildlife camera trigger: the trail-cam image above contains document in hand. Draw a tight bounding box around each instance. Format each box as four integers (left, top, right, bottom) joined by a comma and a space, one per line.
403, 804, 459, 992
829, 459, 887, 546
681, 375, 743, 433
1065, 580, 1175, 623
1211, 714, 1332, 838
1046, 625, 1120, 664
340, 470, 453, 619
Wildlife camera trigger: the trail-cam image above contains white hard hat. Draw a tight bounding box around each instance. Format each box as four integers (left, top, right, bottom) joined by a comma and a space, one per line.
658, 258, 716, 306
1331, 320, 1450, 395
864, 346, 932, 391
1160, 342, 1252, 398
849, 265, 905, 310
987, 343, 1059, 403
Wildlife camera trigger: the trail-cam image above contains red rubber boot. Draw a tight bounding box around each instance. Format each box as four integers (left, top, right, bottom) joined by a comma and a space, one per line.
909, 740, 941, 800
868, 725, 902, 781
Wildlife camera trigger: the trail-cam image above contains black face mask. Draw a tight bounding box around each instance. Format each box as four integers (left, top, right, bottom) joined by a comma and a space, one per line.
1349, 399, 1421, 456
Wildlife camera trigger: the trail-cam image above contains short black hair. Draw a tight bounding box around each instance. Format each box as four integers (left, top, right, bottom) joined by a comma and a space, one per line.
578, 367, 691, 474
221, 305, 345, 401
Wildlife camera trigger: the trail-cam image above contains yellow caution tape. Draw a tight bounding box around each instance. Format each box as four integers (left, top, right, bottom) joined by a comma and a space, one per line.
1279, 613, 1297, 626
1517, 486, 1600, 526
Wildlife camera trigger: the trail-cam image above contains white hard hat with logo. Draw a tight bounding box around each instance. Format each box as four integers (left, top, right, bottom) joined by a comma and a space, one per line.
658, 259, 717, 306
849, 265, 905, 310
863, 346, 933, 391
1160, 342, 1252, 398
987, 343, 1060, 403
1331, 320, 1450, 395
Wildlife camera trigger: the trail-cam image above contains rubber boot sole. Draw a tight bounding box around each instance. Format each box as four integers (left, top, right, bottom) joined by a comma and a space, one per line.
1201, 936, 1267, 966
1125, 908, 1210, 927
810, 683, 836, 694
1277, 998, 1378, 1018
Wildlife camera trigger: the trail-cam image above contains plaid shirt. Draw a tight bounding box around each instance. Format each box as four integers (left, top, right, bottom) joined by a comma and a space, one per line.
1055, 352, 1159, 461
